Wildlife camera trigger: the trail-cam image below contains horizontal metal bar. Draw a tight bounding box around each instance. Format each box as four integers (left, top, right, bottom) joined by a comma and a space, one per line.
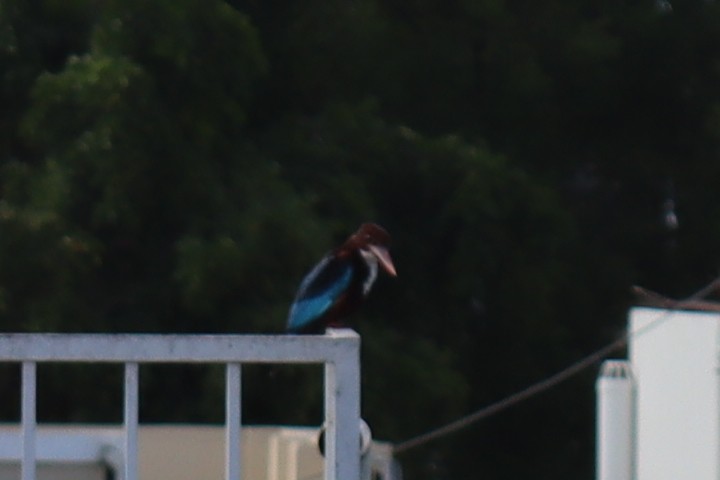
0, 330, 359, 363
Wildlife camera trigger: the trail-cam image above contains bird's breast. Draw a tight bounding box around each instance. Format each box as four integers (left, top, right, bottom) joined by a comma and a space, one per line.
358, 249, 379, 295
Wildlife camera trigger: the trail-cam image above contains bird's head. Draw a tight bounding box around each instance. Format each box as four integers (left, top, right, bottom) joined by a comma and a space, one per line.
346, 223, 397, 277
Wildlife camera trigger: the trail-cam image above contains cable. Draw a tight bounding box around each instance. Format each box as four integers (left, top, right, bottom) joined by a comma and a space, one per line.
393, 276, 720, 454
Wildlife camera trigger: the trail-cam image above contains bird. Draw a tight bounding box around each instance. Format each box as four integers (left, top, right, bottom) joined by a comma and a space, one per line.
286, 223, 397, 334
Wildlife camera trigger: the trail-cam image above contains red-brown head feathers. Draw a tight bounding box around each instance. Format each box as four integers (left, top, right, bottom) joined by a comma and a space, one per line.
345, 223, 396, 277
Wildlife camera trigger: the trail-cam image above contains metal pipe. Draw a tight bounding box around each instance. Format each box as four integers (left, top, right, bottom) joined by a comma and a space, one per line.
596, 360, 635, 480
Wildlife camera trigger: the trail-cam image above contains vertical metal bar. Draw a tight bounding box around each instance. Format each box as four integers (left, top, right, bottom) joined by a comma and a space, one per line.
21, 361, 37, 480
324, 362, 335, 480
324, 347, 361, 480
124, 362, 139, 480
226, 363, 242, 480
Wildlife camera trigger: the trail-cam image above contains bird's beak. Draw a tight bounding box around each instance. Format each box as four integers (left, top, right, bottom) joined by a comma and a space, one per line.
368, 244, 397, 277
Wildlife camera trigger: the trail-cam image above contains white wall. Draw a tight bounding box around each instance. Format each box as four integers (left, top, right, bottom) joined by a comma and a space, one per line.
629, 307, 720, 480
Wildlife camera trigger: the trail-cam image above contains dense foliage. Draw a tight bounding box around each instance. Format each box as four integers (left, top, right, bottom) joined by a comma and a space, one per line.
3, 0, 720, 478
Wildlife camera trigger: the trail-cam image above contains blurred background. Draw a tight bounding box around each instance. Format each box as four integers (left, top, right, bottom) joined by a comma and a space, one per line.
2, 0, 720, 478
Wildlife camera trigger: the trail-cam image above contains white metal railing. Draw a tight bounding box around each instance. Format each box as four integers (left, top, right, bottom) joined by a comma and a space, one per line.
0, 329, 361, 480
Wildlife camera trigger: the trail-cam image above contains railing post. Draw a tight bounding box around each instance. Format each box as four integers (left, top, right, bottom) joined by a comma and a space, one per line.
21, 362, 36, 480
324, 330, 361, 480
124, 362, 139, 480
226, 363, 242, 480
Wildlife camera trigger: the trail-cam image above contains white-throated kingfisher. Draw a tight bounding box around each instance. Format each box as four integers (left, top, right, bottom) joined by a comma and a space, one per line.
286, 223, 397, 334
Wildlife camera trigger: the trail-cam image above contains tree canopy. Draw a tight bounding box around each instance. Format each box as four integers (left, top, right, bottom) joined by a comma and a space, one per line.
3, 0, 720, 478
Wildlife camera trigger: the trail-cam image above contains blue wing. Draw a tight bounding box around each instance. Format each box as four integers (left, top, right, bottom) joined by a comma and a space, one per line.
287, 255, 353, 333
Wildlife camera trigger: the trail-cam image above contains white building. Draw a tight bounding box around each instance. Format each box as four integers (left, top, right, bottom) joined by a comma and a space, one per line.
597, 305, 720, 480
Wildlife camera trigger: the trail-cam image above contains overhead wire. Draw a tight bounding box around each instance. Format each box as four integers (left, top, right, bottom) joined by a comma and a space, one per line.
393, 276, 720, 454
